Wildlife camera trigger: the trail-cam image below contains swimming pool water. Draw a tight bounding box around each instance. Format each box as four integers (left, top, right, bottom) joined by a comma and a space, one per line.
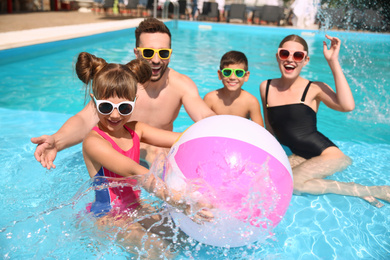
0, 21, 389, 259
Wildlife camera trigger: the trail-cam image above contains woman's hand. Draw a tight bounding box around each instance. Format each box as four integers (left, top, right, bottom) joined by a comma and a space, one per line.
323, 35, 341, 63
320, 35, 355, 112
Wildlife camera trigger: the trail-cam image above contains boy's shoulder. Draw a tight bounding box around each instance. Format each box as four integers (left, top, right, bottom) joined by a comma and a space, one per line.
205, 88, 223, 97
240, 89, 257, 98
239, 90, 260, 104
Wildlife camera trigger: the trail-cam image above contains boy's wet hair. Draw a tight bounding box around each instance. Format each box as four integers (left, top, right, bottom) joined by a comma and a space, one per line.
135, 18, 172, 47
76, 52, 152, 102
279, 34, 309, 56
219, 51, 248, 71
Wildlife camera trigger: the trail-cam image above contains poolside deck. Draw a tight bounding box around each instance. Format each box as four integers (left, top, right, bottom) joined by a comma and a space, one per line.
0, 11, 319, 50
0, 11, 147, 50
0, 11, 118, 32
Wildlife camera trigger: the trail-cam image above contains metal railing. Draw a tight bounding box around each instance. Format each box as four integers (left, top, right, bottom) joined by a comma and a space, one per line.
162, 0, 179, 20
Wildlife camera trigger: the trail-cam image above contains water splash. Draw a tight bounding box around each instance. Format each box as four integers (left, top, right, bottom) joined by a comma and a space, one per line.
317, 1, 389, 32
315, 2, 390, 126
1, 152, 285, 259
1, 174, 174, 259
163, 148, 285, 249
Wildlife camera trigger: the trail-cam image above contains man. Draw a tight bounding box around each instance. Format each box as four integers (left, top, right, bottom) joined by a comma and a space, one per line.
31, 18, 215, 169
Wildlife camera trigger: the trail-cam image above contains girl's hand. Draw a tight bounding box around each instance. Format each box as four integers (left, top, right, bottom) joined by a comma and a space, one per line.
183, 191, 214, 224
185, 200, 214, 225
323, 35, 341, 62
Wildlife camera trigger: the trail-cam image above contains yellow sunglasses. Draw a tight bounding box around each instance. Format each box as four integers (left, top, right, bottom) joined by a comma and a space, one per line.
137, 48, 172, 60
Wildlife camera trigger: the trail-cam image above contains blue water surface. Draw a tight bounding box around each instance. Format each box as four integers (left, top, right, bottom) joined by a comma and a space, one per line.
0, 21, 389, 259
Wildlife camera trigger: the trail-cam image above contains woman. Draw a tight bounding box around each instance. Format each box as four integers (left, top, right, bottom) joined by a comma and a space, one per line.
259, 34, 389, 207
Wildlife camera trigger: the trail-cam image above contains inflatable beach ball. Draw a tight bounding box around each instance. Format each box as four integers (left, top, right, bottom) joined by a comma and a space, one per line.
163, 115, 293, 247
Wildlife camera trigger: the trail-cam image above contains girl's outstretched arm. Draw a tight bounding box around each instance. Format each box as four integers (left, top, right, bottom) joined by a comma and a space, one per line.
133, 121, 181, 148
320, 35, 355, 112
83, 133, 213, 223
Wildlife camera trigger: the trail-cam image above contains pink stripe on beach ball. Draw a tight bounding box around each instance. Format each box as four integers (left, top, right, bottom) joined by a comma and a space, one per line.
174, 137, 292, 227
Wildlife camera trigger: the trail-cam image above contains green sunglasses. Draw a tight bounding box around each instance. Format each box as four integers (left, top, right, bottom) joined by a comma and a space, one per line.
221, 68, 247, 78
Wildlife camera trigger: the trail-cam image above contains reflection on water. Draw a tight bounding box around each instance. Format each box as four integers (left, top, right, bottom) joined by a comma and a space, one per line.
0, 167, 277, 259
1, 127, 388, 259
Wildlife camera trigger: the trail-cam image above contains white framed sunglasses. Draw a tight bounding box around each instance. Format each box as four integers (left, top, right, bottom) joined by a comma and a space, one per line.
92, 96, 136, 116
277, 48, 307, 62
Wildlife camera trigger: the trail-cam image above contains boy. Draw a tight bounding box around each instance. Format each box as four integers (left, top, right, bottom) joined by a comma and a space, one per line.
204, 51, 264, 126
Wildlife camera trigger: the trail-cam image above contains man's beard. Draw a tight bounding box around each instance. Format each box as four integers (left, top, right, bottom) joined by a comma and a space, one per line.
151, 64, 168, 82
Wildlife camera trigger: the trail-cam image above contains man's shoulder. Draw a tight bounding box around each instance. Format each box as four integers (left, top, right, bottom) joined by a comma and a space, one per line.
166, 68, 197, 90
168, 68, 192, 81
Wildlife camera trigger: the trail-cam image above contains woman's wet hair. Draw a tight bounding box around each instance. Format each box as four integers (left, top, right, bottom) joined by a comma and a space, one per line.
75, 52, 152, 101
279, 34, 309, 56
219, 50, 248, 71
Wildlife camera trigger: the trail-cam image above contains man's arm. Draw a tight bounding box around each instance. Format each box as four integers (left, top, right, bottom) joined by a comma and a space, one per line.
180, 74, 216, 122
31, 100, 99, 169
53, 100, 99, 150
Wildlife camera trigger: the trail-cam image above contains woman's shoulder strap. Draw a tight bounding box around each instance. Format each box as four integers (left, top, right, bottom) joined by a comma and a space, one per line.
300, 81, 313, 103
265, 79, 272, 107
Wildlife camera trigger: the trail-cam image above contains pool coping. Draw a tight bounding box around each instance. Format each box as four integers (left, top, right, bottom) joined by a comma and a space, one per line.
1, 18, 388, 52
0, 18, 146, 51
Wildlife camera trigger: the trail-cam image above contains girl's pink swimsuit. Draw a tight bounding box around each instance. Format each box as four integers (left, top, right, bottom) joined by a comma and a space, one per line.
88, 125, 141, 216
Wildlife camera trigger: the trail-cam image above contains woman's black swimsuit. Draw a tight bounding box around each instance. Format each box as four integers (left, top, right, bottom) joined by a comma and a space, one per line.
265, 79, 337, 159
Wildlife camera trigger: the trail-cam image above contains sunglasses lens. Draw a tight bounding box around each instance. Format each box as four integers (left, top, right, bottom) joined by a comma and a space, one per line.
98, 102, 113, 114
279, 50, 289, 60
235, 69, 245, 78
293, 51, 305, 62
119, 103, 133, 115
159, 50, 170, 59
222, 69, 233, 77
142, 49, 155, 59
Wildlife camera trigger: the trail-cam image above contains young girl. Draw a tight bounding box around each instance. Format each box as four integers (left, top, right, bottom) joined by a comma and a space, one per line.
259, 35, 390, 207
76, 52, 212, 258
